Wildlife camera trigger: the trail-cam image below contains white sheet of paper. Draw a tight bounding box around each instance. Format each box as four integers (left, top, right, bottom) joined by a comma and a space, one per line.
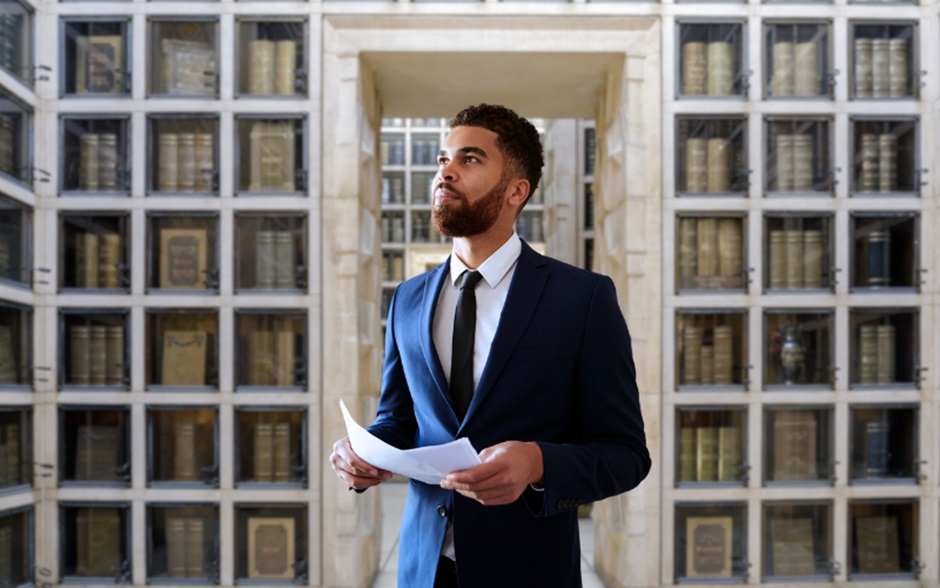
340, 399, 481, 485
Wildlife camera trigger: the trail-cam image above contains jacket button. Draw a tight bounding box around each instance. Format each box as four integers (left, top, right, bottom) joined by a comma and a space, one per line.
437, 505, 447, 518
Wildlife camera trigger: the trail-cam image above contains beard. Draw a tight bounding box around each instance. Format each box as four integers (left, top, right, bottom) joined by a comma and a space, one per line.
431, 175, 509, 238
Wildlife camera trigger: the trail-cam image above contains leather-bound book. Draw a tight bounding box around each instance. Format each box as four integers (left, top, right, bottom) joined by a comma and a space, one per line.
771, 42, 794, 96
785, 230, 804, 289
166, 517, 187, 577
161, 330, 207, 386
802, 230, 824, 289
76, 508, 121, 577
273, 422, 291, 482
678, 426, 696, 482
775, 134, 794, 192
276, 325, 296, 386
700, 345, 714, 386
866, 230, 891, 287
158, 133, 179, 192
79, 134, 100, 191
161, 39, 217, 95
678, 218, 698, 287
854, 38, 873, 97
177, 133, 196, 192
76, 36, 122, 94
860, 419, 891, 477
185, 519, 205, 577
681, 42, 707, 95
89, 325, 107, 386
713, 325, 734, 385
888, 38, 907, 97
706, 138, 730, 192
878, 134, 897, 193
247, 517, 295, 579
97, 133, 118, 191
253, 423, 274, 482
685, 138, 707, 192
772, 410, 817, 481
77, 232, 99, 288
105, 326, 124, 386
855, 515, 900, 574
768, 230, 787, 290
174, 423, 195, 481
717, 218, 741, 283
858, 325, 878, 384
194, 133, 214, 192
696, 218, 718, 278
695, 426, 719, 482
249, 330, 275, 386
876, 324, 896, 384
685, 516, 732, 578
792, 134, 813, 192
871, 39, 890, 97
275, 231, 295, 289
276, 40, 297, 95
256, 230, 276, 289
681, 325, 703, 385
159, 228, 208, 289
249, 121, 296, 192
249, 39, 275, 95
70, 325, 91, 385
706, 42, 733, 96
794, 42, 819, 96
859, 133, 879, 192
75, 425, 120, 481
717, 425, 741, 482
98, 232, 121, 289
770, 518, 815, 576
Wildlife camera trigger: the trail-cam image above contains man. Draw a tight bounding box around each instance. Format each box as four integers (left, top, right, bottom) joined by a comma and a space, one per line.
331, 104, 650, 587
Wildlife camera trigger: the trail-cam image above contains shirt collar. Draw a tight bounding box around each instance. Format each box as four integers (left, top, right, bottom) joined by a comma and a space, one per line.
449, 233, 522, 289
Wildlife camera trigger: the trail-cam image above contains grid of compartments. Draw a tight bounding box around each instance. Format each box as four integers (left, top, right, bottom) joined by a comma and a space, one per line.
668, 13, 928, 584
0, 3, 318, 584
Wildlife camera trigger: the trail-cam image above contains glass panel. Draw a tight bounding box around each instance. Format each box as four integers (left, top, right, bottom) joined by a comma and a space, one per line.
235, 505, 307, 581
0, 1, 31, 83
584, 127, 595, 176
382, 118, 405, 128
678, 23, 746, 97
675, 408, 746, 486
764, 215, 833, 291
61, 312, 128, 389
0, 508, 31, 586
410, 171, 434, 205
765, 23, 830, 98
850, 309, 918, 387
234, 214, 307, 291
411, 133, 440, 166
235, 312, 306, 389
381, 133, 405, 165
381, 211, 405, 244
60, 214, 128, 290
148, 505, 218, 582
764, 407, 833, 483
675, 311, 748, 390
764, 310, 833, 388
410, 210, 432, 243
60, 408, 130, 485
851, 119, 917, 195
62, 19, 128, 96
675, 503, 747, 580
60, 505, 129, 580
851, 23, 916, 98
762, 503, 831, 579
236, 410, 306, 486
148, 409, 217, 486
237, 20, 305, 96
851, 214, 918, 290
0, 303, 30, 388
382, 171, 405, 204
0, 88, 30, 185
150, 19, 218, 96
515, 210, 544, 243
146, 311, 218, 389
0, 194, 30, 285
850, 406, 917, 481
584, 184, 594, 231
61, 117, 130, 194
676, 117, 747, 195
675, 215, 746, 291
583, 239, 593, 272
148, 215, 218, 291
766, 118, 831, 194
382, 250, 404, 283
0, 409, 30, 489
849, 501, 918, 576
236, 117, 305, 194
149, 117, 218, 195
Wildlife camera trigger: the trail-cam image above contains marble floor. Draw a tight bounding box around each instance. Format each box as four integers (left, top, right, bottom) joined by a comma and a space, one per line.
371, 482, 607, 587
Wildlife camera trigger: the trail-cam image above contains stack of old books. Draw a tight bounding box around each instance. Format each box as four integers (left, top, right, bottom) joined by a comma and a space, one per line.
858, 324, 895, 384
157, 132, 214, 192
255, 231, 296, 289
774, 133, 814, 192
248, 39, 297, 95
161, 38, 217, 95
166, 517, 205, 577
770, 410, 818, 481
79, 133, 119, 192
253, 422, 293, 482
857, 133, 897, 192
854, 37, 907, 97
678, 218, 742, 289
248, 122, 296, 192
768, 228, 824, 289
69, 324, 124, 386
678, 422, 741, 483
682, 40, 734, 96
73, 230, 122, 289
681, 324, 735, 386
684, 136, 730, 193
771, 39, 820, 96
75, 508, 121, 576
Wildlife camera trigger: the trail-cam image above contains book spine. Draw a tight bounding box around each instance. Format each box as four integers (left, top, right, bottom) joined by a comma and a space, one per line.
106, 325, 124, 386
700, 345, 714, 386
785, 229, 804, 289
706, 138, 730, 193
249, 330, 275, 386
167, 517, 187, 577
256, 231, 276, 288
70, 325, 91, 385
717, 425, 741, 482
878, 133, 897, 193
855, 516, 900, 573
185, 519, 205, 577
695, 426, 719, 482
684, 138, 707, 192
678, 427, 696, 482
274, 231, 295, 289
794, 41, 819, 96
158, 133, 179, 192
249, 39, 275, 95
768, 230, 787, 290
274, 422, 291, 482
772, 410, 817, 481
681, 325, 703, 385
276, 40, 297, 95
79, 134, 100, 191
194, 132, 214, 192
859, 324, 878, 384
772, 42, 794, 96
866, 229, 891, 287
254, 423, 274, 482
706, 41, 733, 96
871, 39, 890, 97
696, 218, 718, 277
859, 133, 879, 192
775, 134, 794, 192
678, 218, 698, 285
0, 325, 17, 384
863, 420, 891, 476
876, 324, 896, 384
174, 423, 196, 481
98, 232, 121, 289
792, 134, 814, 192
713, 325, 733, 385
97, 133, 118, 191
0, 116, 13, 176
888, 38, 907, 97
89, 325, 107, 386
681, 42, 707, 95
276, 324, 295, 386
177, 133, 196, 192
717, 218, 741, 279
802, 230, 824, 288
854, 38, 873, 97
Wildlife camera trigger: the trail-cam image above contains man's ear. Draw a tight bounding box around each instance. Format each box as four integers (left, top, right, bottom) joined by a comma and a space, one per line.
507, 178, 530, 207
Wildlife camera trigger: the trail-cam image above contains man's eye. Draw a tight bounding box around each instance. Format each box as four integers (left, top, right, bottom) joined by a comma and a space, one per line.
464, 156, 478, 163
438, 158, 449, 166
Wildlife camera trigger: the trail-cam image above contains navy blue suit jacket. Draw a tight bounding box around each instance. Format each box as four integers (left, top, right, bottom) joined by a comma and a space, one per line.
368, 242, 651, 587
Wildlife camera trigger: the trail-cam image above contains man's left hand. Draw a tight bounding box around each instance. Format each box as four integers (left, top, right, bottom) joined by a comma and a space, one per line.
440, 441, 543, 506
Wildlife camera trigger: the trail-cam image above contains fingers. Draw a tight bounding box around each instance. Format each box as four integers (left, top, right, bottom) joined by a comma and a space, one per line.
440, 441, 543, 506
330, 437, 392, 490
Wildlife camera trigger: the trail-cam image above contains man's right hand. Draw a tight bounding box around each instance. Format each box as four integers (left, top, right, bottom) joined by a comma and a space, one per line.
330, 437, 392, 490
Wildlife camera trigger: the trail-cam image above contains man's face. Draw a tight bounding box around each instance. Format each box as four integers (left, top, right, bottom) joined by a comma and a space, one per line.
432, 126, 512, 238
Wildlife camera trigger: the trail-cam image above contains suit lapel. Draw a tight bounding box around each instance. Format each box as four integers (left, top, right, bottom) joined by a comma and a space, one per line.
461, 243, 548, 428
419, 259, 458, 421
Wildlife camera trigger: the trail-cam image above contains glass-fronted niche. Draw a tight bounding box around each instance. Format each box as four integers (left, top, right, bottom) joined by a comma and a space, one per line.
851, 22, 917, 99
0, 1, 31, 84
849, 501, 918, 578
60, 213, 128, 291
236, 409, 306, 486
60, 407, 129, 486
0, 193, 30, 286
850, 405, 917, 482
676, 117, 747, 196
234, 213, 307, 291
675, 408, 746, 486
148, 214, 218, 291
764, 310, 833, 388
148, 408, 217, 486
675, 503, 747, 581
515, 210, 544, 243
149, 116, 218, 195
381, 210, 448, 246
60, 311, 128, 390
849, 308, 918, 388
851, 118, 918, 196
148, 504, 218, 583
236, 116, 306, 194
0, 409, 30, 490
60, 504, 129, 582
380, 130, 440, 167
850, 213, 918, 291
765, 118, 831, 195
61, 116, 130, 195
149, 19, 218, 97
235, 505, 307, 582
675, 215, 746, 291
382, 250, 404, 283
0, 507, 32, 587
0, 302, 30, 389
675, 310, 748, 390
763, 407, 833, 484
762, 503, 832, 581
61, 19, 129, 96
677, 22, 745, 98
146, 310, 218, 389
764, 214, 833, 292
236, 19, 306, 96
764, 22, 831, 99
236, 312, 306, 390
0, 88, 29, 186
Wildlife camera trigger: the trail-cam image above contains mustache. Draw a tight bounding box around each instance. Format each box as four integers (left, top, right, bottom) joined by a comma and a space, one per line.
434, 182, 465, 200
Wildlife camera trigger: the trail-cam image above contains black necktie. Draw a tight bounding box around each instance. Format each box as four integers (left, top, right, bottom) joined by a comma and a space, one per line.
451, 270, 483, 420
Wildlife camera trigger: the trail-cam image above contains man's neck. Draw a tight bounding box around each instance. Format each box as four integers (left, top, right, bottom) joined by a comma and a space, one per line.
452, 227, 515, 270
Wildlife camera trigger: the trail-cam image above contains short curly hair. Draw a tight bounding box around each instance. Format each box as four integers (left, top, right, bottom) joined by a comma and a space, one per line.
449, 104, 544, 206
